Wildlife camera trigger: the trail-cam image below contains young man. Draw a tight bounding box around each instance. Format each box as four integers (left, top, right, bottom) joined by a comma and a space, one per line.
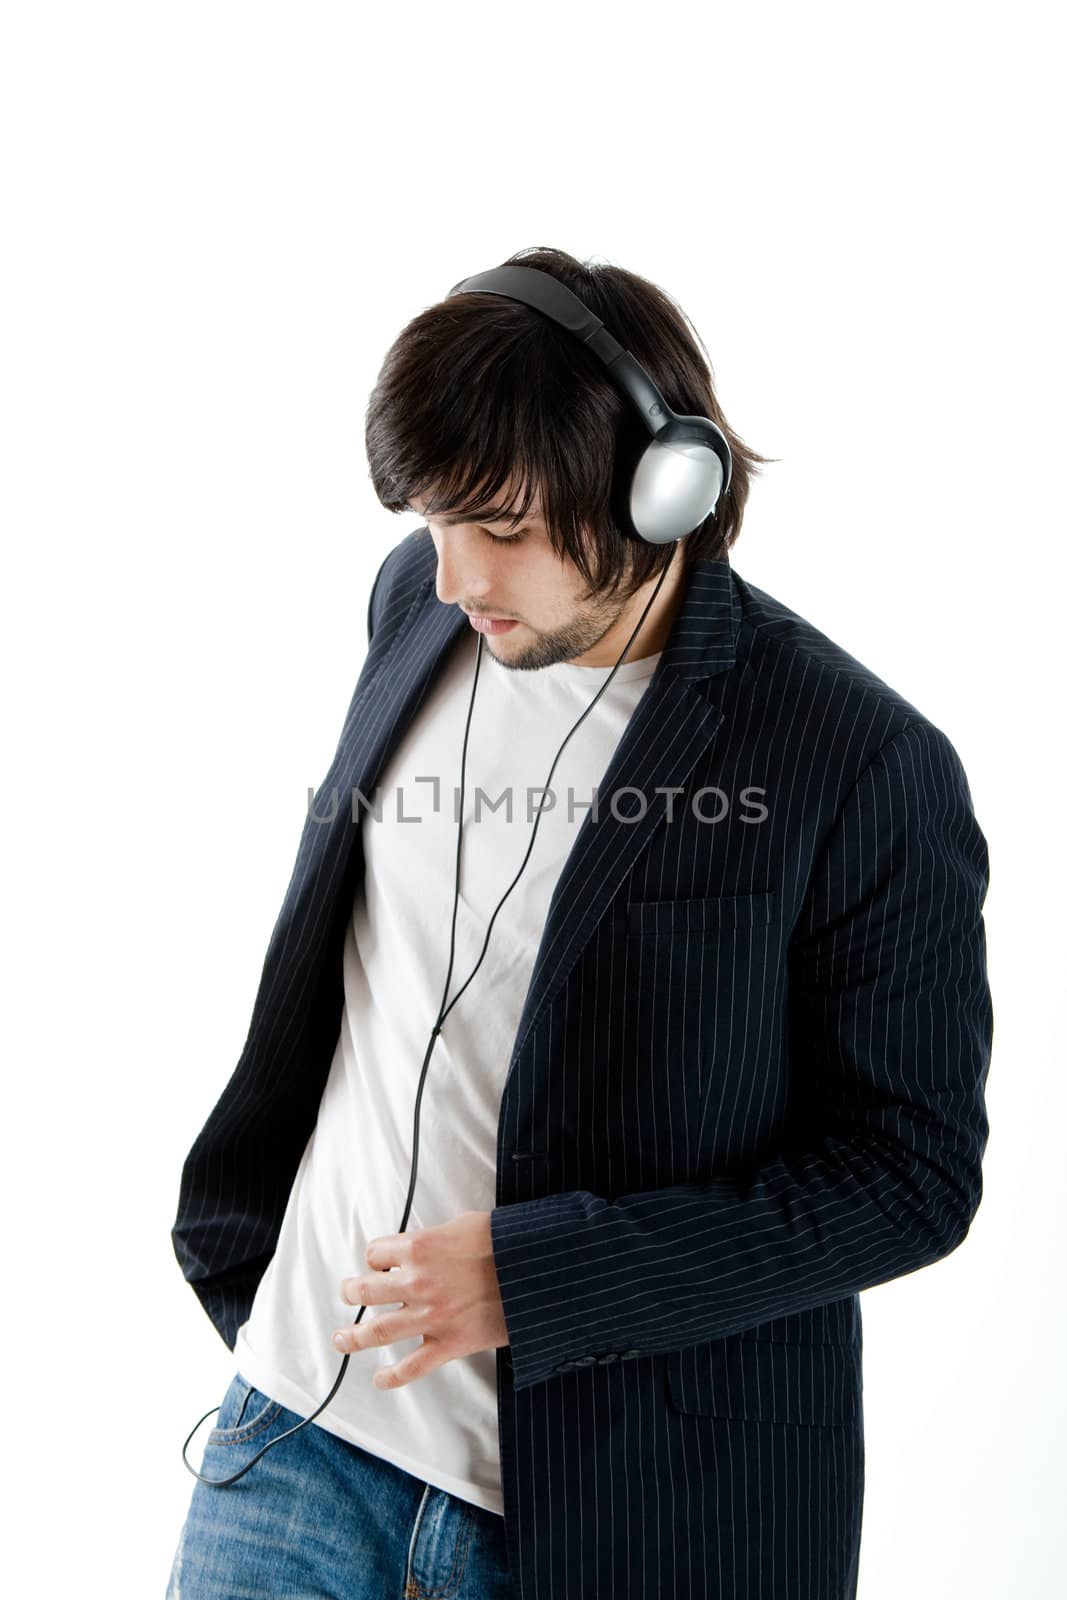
168, 248, 993, 1599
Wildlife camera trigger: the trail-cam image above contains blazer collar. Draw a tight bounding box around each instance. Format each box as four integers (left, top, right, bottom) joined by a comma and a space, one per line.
650, 553, 740, 684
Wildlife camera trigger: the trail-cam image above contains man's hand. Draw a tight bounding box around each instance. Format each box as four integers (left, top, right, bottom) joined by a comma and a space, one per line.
331, 1209, 509, 1390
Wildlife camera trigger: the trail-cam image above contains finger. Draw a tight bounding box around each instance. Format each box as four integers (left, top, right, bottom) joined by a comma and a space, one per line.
339, 1272, 407, 1307
366, 1234, 417, 1271
332, 1308, 426, 1352
373, 1341, 449, 1390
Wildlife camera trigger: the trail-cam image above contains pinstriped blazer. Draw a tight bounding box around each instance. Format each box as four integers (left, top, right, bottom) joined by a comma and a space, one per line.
171, 526, 993, 1599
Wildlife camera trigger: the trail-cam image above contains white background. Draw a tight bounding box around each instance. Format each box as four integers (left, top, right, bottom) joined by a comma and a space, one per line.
2, 2, 1061, 1594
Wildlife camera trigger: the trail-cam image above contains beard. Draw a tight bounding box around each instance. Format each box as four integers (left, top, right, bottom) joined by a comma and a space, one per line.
480, 562, 653, 673
481, 599, 632, 672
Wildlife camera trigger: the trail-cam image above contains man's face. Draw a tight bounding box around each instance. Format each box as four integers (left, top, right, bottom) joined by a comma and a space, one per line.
408, 487, 665, 672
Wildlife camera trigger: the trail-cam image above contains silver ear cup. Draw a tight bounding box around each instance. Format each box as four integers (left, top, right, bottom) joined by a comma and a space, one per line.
629, 437, 726, 544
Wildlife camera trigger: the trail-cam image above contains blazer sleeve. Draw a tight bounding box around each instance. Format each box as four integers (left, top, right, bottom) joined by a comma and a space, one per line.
490, 719, 994, 1392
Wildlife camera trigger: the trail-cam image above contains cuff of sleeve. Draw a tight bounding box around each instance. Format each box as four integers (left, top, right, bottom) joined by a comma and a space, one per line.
490, 1192, 643, 1391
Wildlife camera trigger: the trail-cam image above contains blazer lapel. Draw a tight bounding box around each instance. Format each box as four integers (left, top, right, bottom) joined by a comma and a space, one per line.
507, 558, 740, 1064
313, 577, 468, 845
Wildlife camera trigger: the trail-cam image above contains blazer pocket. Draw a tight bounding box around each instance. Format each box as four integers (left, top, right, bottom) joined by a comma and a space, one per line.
622, 892, 780, 1101
666, 1338, 860, 1428
626, 891, 777, 939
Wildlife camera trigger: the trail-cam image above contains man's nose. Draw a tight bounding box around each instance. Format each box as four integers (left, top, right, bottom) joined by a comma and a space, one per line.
434, 538, 492, 608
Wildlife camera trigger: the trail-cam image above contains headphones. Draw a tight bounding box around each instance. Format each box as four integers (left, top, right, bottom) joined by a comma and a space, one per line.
181, 263, 733, 1488
448, 265, 732, 546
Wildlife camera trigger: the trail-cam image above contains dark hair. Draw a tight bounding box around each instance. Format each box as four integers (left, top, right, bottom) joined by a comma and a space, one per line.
365, 245, 777, 602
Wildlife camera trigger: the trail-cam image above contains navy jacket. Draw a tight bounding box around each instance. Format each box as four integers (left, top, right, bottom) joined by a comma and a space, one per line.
172, 527, 993, 1599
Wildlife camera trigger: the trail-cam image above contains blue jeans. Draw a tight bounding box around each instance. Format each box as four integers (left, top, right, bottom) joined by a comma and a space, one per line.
167, 1371, 516, 1598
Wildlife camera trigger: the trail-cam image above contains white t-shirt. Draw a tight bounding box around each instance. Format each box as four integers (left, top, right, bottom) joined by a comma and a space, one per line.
233, 625, 663, 1515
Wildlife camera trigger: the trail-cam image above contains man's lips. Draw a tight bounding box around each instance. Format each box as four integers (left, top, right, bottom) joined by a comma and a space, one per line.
464, 610, 520, 635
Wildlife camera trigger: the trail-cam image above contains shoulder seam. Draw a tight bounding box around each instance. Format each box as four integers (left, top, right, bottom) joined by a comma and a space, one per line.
736, 605, 920, 734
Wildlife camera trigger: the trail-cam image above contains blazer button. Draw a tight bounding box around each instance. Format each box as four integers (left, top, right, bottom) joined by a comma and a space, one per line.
572, 1354, 599, 1366
619, 1349, 641, 1359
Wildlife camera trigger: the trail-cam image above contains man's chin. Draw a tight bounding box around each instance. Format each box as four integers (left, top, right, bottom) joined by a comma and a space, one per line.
483, 628, 562, 673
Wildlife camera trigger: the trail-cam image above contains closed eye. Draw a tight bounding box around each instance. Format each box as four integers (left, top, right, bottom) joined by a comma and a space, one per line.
415, 508, 532, 545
